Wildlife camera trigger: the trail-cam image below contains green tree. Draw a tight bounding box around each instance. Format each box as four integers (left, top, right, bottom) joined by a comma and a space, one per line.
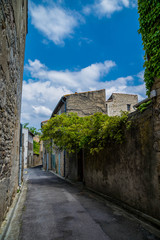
33, 140, 40, 154
22, 123, 41, 136
41, 112, 130, 154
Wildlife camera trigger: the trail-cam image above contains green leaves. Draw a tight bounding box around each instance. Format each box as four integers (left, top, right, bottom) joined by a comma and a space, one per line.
138, 99, 152, 113
41, 112, 130, 154
138, 0, 160, 96
22, 123, 41, 136
33, 140, 40, 154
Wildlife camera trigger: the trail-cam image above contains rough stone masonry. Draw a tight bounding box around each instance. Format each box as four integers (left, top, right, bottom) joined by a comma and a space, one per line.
0, 0, 27, 226
83, 77, 160, 223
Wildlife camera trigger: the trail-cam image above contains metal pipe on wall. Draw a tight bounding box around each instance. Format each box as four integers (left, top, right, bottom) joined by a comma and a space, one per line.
19, 124, 22, 187
62, 97, 67, 177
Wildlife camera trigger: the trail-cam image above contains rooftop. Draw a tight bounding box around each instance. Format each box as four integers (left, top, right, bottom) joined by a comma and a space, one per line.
41, 120, 49, 123
107, 92, 138, 101
63, 89, 105, 97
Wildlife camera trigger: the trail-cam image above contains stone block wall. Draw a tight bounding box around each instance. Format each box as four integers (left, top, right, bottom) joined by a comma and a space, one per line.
83, 81, 160, 221
33, 154, 42, 167
106, 93, 138, 116
65, 152, 78, 180
152, 78, 160, 213
0, 0, 27, 225
66, 89, 106, 116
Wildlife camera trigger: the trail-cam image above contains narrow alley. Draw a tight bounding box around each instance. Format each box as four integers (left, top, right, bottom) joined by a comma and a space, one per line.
5, 167, 160, 240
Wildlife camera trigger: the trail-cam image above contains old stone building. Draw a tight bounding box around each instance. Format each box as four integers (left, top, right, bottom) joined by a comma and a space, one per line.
51, 89, 107, 117
0, 0, 27, 226
106, 93, 138, 116
43, 89, 106, 179
42, 90, 139, 181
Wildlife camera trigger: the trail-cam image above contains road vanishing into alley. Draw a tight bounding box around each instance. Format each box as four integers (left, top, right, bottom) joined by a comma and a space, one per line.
17, 167, 159, 240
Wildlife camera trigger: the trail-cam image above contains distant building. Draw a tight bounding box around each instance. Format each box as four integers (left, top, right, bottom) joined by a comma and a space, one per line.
106, 93, 138, 116
22, 129, 34, 168
51, 89, 106, 117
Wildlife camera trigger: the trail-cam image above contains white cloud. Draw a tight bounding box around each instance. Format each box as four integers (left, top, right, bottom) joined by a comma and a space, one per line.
136, 70, 144, 82
104, 76, 145, 101
32, 106, 52, 117
21, 80, 72, 128
25, 59, 116, 90
21, 59, 146, 129
83, 0, 136, 18
29, 2, 84, 45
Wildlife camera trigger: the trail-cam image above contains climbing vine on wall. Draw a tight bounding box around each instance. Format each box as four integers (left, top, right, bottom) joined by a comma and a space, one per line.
41, 112, 130, 154
138, 0, 160, 96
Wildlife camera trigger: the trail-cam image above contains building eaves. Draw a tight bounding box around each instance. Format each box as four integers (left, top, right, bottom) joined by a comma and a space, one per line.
51, 96, 67, 117
51, 89, 106, 117
64, 89, 105, 97
28, 130, 35, 137
106, 99, 113, 103
41, 120, 49, 123
107, 92, 138, 101
111, 93, 138, 97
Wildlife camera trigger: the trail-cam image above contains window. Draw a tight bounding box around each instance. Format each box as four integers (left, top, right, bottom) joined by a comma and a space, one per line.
127, 104, 131, 111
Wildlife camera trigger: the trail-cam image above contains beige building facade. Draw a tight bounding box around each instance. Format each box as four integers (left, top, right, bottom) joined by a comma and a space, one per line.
106, 93, 138, 116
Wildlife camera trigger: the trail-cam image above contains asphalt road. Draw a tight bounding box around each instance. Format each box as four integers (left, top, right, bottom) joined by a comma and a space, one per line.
18, 167, 159, 240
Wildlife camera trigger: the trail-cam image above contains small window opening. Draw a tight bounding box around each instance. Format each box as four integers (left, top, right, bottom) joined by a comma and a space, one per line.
127, 104, 131, 111
106, 104, 108, 115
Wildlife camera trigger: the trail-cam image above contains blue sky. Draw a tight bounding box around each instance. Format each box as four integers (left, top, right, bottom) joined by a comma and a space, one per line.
21, 0, 146, 129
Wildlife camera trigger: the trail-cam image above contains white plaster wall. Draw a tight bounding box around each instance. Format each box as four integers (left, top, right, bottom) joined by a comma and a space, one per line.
28, 132, 33, 144
22, 128, 28, 168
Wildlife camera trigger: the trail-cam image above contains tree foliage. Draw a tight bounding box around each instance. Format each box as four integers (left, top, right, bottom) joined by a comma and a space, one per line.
41, 112, 130, 154
22, 123, 41, 136
33, 140, 40, 154
138, 0, 160, 96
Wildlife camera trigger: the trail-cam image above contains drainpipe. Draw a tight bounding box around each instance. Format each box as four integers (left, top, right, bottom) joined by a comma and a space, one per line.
51, 138, 53, 169
19, 124, 22, 187
62, 97, 66, 177
47, 153, 49, 171
64, 150, 66, 177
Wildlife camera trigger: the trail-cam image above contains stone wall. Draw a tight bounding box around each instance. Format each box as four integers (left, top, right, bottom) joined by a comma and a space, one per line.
83, 83, 160, 221
152, 78, 160, 216
66, 89, 106, 116
32, 154, 42, 167
0, 0, 27, 225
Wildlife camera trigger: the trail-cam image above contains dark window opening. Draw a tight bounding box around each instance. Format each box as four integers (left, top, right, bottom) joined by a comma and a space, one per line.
106, 104, 108, 115
127, 104, 131, 111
